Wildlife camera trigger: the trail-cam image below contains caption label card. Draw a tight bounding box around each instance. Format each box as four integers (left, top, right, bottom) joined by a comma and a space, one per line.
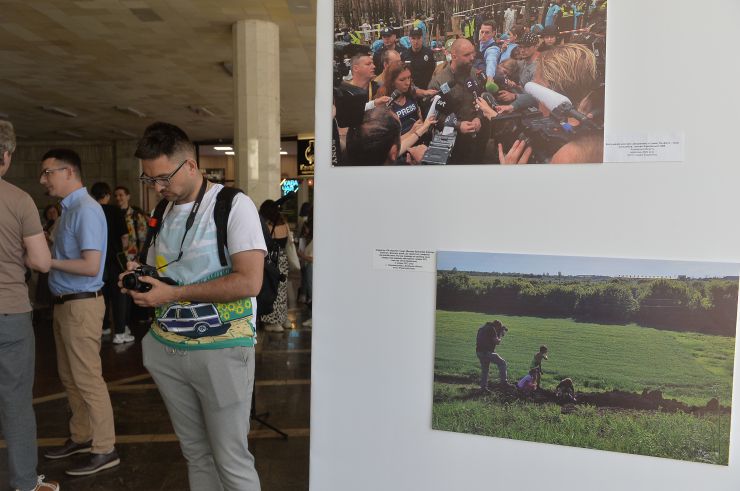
604, 132, 685, 162
373, 249, 435, 272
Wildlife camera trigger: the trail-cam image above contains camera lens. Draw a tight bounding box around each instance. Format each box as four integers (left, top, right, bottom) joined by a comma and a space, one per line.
121, 273, 139, 291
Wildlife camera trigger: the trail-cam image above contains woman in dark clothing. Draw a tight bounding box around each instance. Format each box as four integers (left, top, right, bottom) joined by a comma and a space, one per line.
259, 200, 290, 332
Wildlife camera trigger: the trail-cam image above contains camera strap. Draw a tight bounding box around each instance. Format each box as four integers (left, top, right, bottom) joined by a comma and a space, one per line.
155, 177, 208, 271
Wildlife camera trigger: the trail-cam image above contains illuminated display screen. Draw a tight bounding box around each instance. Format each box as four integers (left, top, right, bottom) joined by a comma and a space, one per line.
281, 179, 300, 196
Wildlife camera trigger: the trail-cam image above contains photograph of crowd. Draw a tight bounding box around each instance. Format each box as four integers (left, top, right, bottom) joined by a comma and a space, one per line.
433, 251, 737, 464
332, 1, 607, 165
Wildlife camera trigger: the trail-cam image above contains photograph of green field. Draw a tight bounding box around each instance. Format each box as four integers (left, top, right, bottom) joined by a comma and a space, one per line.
433, 251, 738, 465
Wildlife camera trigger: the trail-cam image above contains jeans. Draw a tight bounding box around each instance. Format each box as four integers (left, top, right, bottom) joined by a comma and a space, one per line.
0, 312, 38, 491
477, 351, 508, 388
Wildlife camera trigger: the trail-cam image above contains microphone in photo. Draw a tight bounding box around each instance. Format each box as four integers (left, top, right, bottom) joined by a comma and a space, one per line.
523, 82, 572, 112
465, 78, 480, 100
439, 79, 457, 95
523, 82, 599, 128
387, 89, 401, 106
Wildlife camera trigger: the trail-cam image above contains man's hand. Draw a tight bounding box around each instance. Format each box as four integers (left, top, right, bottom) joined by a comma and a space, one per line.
126, 276, 178, 308
495, 105, 515, 114
374, 96, 391, 106
459, 117, 481, 135
415, 88, 438, 98
475, 96, 498, 120
118, 261, 140, 290
496, 90, 517, 103
406, 144, 428, 164
498, 140, 532, 164
459, 121, 477, 134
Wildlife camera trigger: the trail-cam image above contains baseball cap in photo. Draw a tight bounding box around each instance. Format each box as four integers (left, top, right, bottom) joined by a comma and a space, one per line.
381, 27, 394, 37
518, 32, 540, 47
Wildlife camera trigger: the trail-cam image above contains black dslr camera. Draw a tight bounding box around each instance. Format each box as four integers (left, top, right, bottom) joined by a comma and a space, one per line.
122, 265, 177, 293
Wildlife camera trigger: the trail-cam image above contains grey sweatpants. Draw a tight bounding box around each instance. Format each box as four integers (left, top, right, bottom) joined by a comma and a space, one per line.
142, 333, 260, 491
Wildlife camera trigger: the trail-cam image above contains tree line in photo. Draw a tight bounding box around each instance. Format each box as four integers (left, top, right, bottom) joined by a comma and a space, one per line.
437, 271, 739, 336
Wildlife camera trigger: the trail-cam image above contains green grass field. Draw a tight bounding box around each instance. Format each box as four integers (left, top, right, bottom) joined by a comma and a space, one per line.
435, 311, 735, 406
432, 383, 730, 465
432, 310, 735, 465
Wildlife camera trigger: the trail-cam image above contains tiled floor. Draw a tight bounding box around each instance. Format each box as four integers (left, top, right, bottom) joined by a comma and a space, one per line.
0, 308, 311, 490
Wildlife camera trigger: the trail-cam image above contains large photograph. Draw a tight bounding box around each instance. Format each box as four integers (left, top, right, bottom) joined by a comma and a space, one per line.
433, 251, 737, 465
332, 1, 607, 166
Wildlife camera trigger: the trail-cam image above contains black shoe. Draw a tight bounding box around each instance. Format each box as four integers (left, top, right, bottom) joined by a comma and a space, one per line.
65, 449, 120, 476
44, 439, 92, 460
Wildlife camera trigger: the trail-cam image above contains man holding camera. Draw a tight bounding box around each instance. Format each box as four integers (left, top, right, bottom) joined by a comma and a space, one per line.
121, 122, 266, 490
39, 149, 119, 476
476, 320, 510, 391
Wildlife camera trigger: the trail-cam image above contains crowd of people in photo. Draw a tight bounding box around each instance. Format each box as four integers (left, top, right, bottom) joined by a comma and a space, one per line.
333, 1, 607, 165
0, 119, 312, 491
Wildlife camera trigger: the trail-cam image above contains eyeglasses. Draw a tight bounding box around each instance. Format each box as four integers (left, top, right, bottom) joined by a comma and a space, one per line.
138, 159, 188, 187
39, 167, 69, 179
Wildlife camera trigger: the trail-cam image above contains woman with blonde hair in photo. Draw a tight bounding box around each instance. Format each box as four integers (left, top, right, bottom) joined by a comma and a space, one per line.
488, 43, 604, 164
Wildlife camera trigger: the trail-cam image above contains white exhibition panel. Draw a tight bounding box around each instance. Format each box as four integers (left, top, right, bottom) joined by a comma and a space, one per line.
310, 1, 740, 490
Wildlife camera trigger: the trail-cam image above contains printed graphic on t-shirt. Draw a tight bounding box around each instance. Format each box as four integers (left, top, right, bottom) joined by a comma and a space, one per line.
147, 185, 264, 350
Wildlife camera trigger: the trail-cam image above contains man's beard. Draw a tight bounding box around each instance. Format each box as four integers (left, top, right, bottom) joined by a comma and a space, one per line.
455, 60, 472, 74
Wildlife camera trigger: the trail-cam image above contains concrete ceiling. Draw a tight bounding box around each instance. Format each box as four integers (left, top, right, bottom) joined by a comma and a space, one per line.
0, 0, 316, 142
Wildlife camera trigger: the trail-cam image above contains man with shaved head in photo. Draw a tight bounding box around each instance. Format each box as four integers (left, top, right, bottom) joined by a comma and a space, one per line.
428, 38, 488, 164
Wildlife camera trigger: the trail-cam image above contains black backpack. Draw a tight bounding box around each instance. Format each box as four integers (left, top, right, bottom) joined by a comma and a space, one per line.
139, 185, 283, 316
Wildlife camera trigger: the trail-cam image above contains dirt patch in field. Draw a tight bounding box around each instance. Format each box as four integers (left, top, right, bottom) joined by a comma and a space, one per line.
434, 375, 730, 415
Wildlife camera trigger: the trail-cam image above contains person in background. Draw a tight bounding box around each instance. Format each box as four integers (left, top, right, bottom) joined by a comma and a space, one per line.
113, 186, 148, 261
476, 320, 509, 391
0, 120, 58, 491
538, 25, 561, 51
296, 203, 313, 304
372, 49, 402, 89
402, 28, 436, 91
40, 149, 119, 476
90, 182, 134, 345
297, 216, 313, 327
373, 26, 406, 76
556, 377, 577, 403
113, 185, 149, 337
35, 204, 62, 310
259, 199, 291, 333
530, 345, 549, 389
517, 368, 539, 395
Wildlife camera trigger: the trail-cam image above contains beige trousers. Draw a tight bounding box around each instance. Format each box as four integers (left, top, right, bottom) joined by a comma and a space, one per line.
53, 296, 115, 453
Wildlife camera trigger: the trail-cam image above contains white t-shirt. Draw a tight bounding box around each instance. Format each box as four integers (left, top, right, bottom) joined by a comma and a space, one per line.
147, 183, 267, 349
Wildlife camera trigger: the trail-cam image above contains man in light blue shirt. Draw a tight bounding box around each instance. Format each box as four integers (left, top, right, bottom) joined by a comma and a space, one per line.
476, 20, 501, 83
545, 0, 563, 27
39, 149, 120, 477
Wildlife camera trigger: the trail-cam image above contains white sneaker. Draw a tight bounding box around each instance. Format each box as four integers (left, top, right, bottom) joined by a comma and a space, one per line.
124, 325, 131, 335
16, 474, 59, 491
264, 323, 284, 332
302, 318, 312, 327
101, 328, 111, 336
112, 333, 135, 344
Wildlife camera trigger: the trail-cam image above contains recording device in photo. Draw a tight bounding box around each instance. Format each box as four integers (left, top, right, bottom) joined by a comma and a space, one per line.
490, 83, 603, 163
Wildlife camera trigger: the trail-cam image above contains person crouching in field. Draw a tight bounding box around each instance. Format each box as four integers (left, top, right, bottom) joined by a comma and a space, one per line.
531, 345, 548, 389
476, 320, 509, 392
517, 368, 538, 395
555, 378, 576, 404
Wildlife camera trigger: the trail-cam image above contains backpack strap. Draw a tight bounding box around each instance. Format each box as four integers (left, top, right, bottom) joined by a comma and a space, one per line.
138, 198, 170, 265
214, 186, 244, 267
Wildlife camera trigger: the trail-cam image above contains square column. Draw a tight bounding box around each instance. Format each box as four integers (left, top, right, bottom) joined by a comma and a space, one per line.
233, 19, 281, 206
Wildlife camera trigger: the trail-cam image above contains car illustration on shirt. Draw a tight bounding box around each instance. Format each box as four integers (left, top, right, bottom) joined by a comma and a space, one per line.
158, 303, 230, 338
